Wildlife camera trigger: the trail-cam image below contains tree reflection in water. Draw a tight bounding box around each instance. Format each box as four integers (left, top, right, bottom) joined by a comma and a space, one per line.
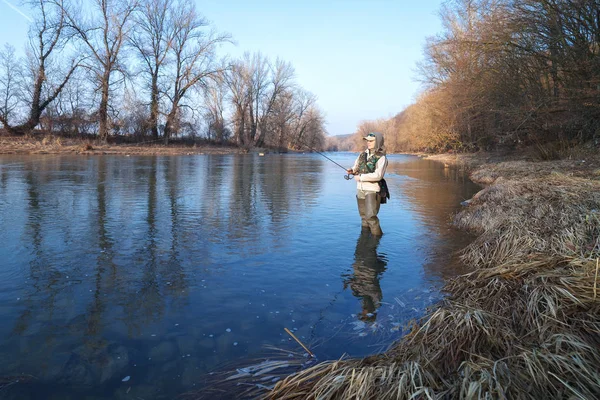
343, 231, 388, 323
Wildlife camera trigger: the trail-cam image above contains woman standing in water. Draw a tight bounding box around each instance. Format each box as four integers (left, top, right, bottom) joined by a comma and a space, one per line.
347, 132, 388, 236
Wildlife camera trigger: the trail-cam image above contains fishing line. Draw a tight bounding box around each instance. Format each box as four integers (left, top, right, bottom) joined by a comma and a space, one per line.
294, 138, 354, 180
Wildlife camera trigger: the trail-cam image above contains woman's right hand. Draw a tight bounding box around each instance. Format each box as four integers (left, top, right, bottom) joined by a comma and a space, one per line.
346, 169, 354, 174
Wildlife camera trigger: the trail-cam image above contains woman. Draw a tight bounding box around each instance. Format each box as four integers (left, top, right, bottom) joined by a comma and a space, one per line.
347, 132, 388, 236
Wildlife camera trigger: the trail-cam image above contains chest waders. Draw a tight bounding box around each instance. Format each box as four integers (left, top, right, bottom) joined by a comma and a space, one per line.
356, 152, 384, 236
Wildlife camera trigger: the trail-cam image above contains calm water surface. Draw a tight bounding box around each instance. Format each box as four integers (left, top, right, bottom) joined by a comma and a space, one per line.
0, 153, 479, 399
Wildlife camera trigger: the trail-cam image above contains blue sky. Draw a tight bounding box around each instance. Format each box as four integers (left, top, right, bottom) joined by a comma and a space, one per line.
0, 0, 443, 136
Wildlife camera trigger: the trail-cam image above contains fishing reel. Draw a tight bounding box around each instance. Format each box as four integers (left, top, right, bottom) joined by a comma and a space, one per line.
344, 173, 354, 180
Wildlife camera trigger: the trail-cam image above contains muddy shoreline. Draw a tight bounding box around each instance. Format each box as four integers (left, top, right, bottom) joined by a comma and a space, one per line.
0, 135, 244, 156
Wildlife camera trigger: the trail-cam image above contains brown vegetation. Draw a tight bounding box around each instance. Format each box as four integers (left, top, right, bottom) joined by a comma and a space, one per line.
344, 0, 600, 155
325, 134, 354, 152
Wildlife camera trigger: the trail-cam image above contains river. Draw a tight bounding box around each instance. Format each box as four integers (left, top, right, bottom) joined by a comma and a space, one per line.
0, 153, 479, 399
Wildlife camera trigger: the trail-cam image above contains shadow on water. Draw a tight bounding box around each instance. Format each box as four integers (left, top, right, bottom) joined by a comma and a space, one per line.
0, 153, 479, 399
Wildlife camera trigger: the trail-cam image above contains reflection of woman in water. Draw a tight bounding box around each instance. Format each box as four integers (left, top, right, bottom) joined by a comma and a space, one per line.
343, 231, 388, 322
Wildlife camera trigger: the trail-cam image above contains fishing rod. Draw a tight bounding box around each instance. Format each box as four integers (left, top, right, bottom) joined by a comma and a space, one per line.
294, 137, 354, 180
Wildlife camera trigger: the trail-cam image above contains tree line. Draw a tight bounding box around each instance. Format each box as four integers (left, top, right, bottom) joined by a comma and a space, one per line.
339, 0, 600, 156
0, 0, 326, 150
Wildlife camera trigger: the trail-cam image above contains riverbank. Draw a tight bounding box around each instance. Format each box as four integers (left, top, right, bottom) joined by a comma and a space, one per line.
0, 135, 243, 155
230, 151, 600, 399
426, 150, 600, 180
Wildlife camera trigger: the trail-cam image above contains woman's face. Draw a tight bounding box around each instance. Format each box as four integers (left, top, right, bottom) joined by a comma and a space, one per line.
367, 140, 376, 151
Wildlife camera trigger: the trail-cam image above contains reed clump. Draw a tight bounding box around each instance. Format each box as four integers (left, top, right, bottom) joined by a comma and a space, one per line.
256, 161, 600, 400
455, 174, 600, 267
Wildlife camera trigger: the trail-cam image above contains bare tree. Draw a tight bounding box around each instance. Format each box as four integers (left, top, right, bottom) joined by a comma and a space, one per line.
1, 0, 330, 150
245, 52, 268, 146
130, 0, 176, 138
223, 53, 324, 150
230, 53, 297, 148
51, 67, 94, 135
289, 89, 317, 148
65, 0, 138, 141
203, 70, 229, 142
163, 1, 229, 143
44, 82, 91, 134
301, 106, 327, 150
0, 44, 21, 129
224, 60, 250, 146
254, 58, 295, 147
267, 89, 295, 149
3, 0, 79, 135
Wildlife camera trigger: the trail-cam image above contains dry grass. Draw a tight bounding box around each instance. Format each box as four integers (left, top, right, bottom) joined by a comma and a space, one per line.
454, 174, 600, 267
426, 146, 600, 180
226, 158, 600, 400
